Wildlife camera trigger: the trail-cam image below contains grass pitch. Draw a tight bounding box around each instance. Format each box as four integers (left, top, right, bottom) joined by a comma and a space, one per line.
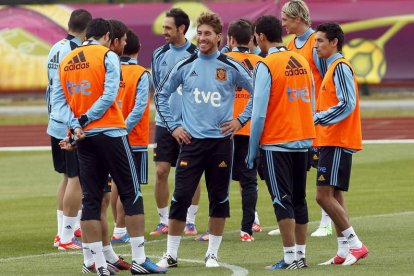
0, 143, 413, 275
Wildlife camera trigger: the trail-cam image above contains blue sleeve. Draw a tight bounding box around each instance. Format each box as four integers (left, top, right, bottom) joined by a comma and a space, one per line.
70, 51, 121, 129
314, 63, 357, 126
247, 62, 271, 168
231, 59, 254, 125
313, 47, 327, 77
51, 72, 75, 129
154, 61, 183, 132
125, 72, 150, 133
151, 51, 160, 89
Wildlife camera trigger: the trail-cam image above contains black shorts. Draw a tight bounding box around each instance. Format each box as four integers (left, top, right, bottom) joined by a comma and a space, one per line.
153, 125, 180, 166
232, 135, 257, 183
260, 149, 308, 223
317, 146, 353, 191
50, 136, 79, 177
170, 137, 233, 220
77, 134, 143, 219
307, 146, 320, 170
133, 151, 148, 185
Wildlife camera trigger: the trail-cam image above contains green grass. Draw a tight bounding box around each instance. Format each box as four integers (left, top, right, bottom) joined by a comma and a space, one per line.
0, 144, 413, 275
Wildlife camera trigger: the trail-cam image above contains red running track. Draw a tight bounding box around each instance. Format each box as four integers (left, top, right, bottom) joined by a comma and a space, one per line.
0, 118, 413, 147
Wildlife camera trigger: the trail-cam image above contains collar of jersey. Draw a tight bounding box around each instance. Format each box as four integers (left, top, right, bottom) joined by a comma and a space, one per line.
120, 56, 138, 65
268, 46, 288, 54
198, 51, 220, 60
296, 27, 314, 42
326, 52, 343, 67
170, 40, 190, 51
82, 40, 100, 46
232, 46, 250, 53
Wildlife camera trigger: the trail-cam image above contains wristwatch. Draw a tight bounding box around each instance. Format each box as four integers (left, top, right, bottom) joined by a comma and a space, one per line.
78, 114, 88, 127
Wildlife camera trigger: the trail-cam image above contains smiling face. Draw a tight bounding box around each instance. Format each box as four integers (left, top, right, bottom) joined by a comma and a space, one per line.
281, 12, 300, 34
314, 31, 338, 59
162, 16, 183, 45
197, 24, 221, 55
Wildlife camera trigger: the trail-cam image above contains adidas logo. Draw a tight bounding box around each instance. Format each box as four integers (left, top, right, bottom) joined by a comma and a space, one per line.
318, 175, 325, 181
285, 56, 307, 76
64, 51, 89, 71
65, 225, 72, 230
161, 61, 167, 66
138, 242, 145, 247
190, 70, 198, 77
218, 161, 227, 168
313, 154, 319, 160
48, 51, 60, 69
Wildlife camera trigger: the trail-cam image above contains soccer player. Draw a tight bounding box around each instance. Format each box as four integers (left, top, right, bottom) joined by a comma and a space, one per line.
155, 12, 253, 268
55, 18, 166, 276
281, 0, 332, 237
225, 19, 263, 242
112, 28, 151, 246
46, 8, 92, 250
313, 22, 369, 266
247, 15, 315, 270
151, 8, 200, 236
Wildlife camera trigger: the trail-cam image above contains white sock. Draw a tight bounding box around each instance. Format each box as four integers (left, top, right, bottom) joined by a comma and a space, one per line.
75, 210, 82, 229
296, 244, 306, 260
320, 209, 332, 227
206, 234, 222, 257
283, 246, 296, 264
158, 207, 169, 225
130, 236, 146, 264
254, 211, 260, 225
186, 205, 199, 224
57, 210, 63, 237
342, 226, 363, 249
337, 237, 350, 258
103, 244, 119, 264
89, 241, 106, 269
166, 235, 182, 260
82, 244, 94, 267
113, 227, 127, 238
60, 215, 77, 244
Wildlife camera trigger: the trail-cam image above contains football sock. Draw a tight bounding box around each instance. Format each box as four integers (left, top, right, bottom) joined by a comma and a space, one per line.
337, 237, 350, 258
158, 207, 169, 225
60, 215, 77, 244
57, 210, 63, 238
113, 227, 127, 239
130, 236, 146, 264
103, 244, 119, 264
320, 209, 332, 227
342, 226, 363, 249
89, 241, 106, 269
283, 246, 296, 264
186, 205, 199, 224
166, 235, 181, 260
206, 234, 222, 257
296, 244, 306, 260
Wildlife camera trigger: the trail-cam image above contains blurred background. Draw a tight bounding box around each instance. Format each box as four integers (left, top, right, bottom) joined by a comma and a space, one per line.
1, 0, 414, 147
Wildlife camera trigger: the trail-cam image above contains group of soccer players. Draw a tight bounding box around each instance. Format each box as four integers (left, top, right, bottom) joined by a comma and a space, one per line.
46, 1, 368, 275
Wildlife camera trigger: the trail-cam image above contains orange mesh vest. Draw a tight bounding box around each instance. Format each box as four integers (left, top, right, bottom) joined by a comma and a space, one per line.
225, 51, 263, 136
60, 44, 126, 131
117, 64, 150, 147
260, 51, 316, 145
287, 32, 323, 98
316, 58, 362, 150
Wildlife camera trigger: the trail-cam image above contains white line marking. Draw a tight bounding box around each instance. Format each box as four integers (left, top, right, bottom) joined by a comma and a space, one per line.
1, 139, 414, 152
1, 211, 413, 263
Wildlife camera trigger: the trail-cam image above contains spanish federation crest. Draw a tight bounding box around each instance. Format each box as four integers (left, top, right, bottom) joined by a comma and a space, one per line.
216, 67, 227, 81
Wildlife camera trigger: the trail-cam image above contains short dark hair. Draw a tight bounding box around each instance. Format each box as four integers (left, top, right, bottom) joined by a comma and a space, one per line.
254, 15, 282, 43
228, 19, 252, 45
108, 19, 128, 41
316, 22, 345, 51
85, 18, 112, 41
166, 8, 190, 34
68, 9, 92, 33
123, 29, 141, 55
